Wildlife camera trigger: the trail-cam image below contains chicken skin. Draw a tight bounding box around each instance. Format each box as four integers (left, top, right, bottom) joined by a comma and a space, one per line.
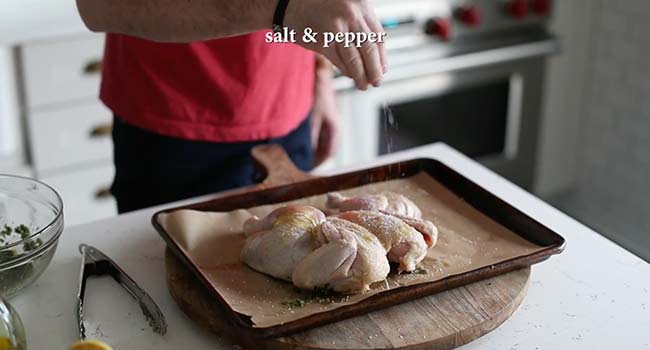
240, 205, 326, 281
327, 191, 422, 218
292, 218, 390, 294
336, 211, 431, 272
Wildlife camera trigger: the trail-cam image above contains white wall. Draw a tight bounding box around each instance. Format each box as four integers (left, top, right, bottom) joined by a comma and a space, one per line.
534, 0, 596, 196
0, 0, 85, 45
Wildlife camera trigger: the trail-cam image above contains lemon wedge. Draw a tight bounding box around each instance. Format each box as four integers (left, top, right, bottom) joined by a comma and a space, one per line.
70, 340, 113, 350
0, 337, 14, 350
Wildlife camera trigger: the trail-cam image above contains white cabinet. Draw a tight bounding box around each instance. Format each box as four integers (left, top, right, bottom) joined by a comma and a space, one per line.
29, 102, 112, 172
20, 35, 104, 109
41, 164, 116, 226
17, 34, 116, 225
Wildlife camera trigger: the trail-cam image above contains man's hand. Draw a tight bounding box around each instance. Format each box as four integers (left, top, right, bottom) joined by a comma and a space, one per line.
312, 57, 340, 168
285, 0, 387, 91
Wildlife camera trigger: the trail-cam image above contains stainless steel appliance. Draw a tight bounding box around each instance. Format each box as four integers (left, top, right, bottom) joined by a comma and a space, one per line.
334, 0, 558, 189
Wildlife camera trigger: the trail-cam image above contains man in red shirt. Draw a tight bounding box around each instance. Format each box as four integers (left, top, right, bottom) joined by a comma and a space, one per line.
76, 0, 386, 212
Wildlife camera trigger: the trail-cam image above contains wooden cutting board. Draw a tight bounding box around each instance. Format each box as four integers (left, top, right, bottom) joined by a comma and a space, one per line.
163, 145, 531, 350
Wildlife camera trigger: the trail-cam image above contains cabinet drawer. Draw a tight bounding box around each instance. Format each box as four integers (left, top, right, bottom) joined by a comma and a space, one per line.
30, 102, 113, 172
21, 35, 104, 109
41, 165, 116, 226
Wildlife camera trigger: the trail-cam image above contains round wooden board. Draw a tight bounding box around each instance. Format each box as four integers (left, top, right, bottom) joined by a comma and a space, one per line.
165, 249, 530, 350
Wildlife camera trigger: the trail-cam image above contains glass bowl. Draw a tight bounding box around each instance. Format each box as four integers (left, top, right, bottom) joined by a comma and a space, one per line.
0, 175, 64, 298
0, 296, 26, 350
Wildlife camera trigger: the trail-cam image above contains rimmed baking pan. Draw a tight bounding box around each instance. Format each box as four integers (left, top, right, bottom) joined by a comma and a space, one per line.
152, 145, 565, 339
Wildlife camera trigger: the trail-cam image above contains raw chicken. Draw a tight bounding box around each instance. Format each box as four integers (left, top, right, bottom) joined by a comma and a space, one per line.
336, 211, 431, 272
240, 205, 326, 281
327, 191, 422, 218
292, 218, 390, 294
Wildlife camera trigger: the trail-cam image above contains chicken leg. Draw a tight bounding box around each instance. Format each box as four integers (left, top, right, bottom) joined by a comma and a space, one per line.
384, 212, 439, 248
240, 205, 326, 281
292, 218, 390, 293
337, 211, 432, 272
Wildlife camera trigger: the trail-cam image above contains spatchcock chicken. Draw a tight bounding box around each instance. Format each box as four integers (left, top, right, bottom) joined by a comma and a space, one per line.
240, 192, 439, 294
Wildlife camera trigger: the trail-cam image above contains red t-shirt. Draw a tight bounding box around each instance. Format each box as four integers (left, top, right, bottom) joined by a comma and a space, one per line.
100, 32, 315, 142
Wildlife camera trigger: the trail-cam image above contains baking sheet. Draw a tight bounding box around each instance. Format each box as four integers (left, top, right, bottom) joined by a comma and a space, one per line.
158, 172, 545, 328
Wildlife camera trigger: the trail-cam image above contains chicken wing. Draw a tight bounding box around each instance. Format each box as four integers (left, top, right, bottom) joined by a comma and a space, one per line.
292, 218, 390, 294
327, 191, 422, 218
240, 205, 326, 281
336, 211, 430, 272
384, 212, 439, 248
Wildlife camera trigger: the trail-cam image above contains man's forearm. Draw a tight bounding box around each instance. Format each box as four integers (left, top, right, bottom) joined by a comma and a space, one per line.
77, 0, 387, 90
76, 0, 275, 42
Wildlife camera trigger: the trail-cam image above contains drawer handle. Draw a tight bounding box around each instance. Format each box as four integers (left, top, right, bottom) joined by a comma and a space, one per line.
94, 186, 113, 200
89, 123, 113, 138
83, 59, 103, 75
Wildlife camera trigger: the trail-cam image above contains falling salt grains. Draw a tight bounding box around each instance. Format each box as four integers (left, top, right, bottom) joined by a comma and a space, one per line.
382, 102, 402, 177
382, 102, 397, 154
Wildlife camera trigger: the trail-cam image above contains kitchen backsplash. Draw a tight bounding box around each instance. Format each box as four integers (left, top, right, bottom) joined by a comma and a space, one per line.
556, 0, 650, 260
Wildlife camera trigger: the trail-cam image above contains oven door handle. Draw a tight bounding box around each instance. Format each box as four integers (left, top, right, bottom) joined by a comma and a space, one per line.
334, 37, 559, 90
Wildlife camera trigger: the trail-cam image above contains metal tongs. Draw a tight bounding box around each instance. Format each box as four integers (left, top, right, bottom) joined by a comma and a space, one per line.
75, 244, 167, 340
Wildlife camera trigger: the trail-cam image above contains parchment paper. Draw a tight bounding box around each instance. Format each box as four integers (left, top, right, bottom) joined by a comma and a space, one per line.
158, 172, 544, 328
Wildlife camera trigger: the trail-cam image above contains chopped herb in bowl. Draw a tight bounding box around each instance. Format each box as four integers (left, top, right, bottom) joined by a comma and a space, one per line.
0, 223, 49, 297
0, 224, 43, 262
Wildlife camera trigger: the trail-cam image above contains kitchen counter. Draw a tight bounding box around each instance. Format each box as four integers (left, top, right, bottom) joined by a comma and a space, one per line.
10, 143, 650, 349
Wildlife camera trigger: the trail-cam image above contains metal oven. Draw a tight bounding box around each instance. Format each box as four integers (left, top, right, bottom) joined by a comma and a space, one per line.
334, 0, 558, 190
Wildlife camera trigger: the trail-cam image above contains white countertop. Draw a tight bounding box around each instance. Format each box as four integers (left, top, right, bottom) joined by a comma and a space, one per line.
9, 143, 650, 349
